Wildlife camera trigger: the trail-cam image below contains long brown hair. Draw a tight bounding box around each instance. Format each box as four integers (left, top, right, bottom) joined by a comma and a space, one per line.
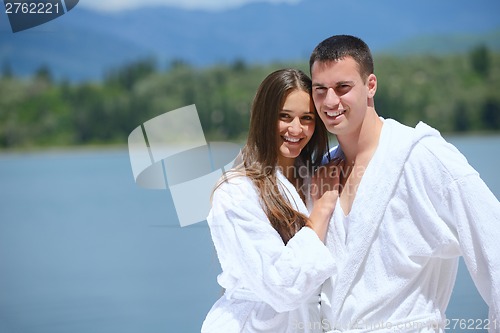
224, 68, 329, 244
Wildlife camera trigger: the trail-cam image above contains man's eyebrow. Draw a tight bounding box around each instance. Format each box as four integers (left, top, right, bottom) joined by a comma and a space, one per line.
336, 80, 355, 86
312, 81, 355, 87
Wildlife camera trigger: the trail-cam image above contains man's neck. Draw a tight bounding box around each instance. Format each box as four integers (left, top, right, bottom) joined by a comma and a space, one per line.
337, 108, 383, 165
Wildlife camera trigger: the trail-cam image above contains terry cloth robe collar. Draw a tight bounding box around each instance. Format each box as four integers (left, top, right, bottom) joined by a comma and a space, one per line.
329, 118, 441, 320
275, 157, 312, 215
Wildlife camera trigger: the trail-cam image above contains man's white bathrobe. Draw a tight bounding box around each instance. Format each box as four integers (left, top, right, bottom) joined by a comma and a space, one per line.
321, 118, 500, 332
201, 170, 336, 333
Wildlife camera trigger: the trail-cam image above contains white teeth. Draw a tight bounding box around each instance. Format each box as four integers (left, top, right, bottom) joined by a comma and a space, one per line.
326, 110, 345, 117
284, 136, 300, 143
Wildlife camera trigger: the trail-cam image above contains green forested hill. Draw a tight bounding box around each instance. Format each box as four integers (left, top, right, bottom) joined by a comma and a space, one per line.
1, 46, 499, 150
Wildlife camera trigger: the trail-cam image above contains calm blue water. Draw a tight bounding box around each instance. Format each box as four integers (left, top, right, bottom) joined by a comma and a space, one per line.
0, 136, 498, 333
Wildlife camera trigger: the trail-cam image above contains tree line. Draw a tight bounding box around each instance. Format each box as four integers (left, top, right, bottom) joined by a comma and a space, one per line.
0, 45, 499, 149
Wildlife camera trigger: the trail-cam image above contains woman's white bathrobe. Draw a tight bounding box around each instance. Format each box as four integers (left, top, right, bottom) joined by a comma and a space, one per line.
201, 170, 336, 333
320, 118, 500, 333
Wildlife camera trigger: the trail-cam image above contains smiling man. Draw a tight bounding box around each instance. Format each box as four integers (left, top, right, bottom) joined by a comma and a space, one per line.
309, 35, 500, 332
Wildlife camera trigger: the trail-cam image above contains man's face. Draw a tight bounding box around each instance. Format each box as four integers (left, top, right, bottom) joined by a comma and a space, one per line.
311, 57, 374, 136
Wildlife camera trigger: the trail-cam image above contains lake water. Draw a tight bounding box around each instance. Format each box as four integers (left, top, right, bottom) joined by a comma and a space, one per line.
0, 135, 499, 333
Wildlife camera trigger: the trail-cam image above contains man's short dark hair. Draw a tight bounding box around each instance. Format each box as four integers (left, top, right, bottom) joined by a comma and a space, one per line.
309, 35, 374, 81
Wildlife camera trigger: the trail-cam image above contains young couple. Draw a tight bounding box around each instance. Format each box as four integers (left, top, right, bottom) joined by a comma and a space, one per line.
201, 35, 500, 333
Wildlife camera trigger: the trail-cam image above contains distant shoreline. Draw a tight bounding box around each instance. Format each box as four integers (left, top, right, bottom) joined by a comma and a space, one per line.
1, 133, 499, 156
0, 143, 129, 156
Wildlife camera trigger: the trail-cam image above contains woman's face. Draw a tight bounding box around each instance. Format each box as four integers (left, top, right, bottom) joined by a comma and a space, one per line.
276, 89, 316, 167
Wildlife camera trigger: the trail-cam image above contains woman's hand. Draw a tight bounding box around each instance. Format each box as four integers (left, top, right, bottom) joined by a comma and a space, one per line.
307, 158, 343, 241
311, 158, 343, 203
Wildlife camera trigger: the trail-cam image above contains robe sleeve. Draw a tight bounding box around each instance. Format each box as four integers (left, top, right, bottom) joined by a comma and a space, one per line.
445, 174, 500, 327
419, 136, 500, 326
207, 177, 336, 313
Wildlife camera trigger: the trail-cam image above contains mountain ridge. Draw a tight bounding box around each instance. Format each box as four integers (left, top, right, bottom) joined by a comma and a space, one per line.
1, 0, 499, 81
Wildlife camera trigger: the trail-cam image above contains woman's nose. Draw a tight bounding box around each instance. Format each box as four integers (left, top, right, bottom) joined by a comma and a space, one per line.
288, 117, 302, 135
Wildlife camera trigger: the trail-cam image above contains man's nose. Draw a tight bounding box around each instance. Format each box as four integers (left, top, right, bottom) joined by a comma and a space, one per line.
324, 88, 340, 107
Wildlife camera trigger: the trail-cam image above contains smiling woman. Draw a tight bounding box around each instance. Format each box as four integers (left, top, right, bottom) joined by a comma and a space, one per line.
200, 68, 341, 333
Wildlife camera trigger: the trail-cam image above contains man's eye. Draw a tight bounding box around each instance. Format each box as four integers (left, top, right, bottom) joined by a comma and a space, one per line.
337, 85, 351, 93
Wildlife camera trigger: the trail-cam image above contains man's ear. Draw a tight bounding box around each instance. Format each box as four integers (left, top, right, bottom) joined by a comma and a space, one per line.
367, 74, 377, 98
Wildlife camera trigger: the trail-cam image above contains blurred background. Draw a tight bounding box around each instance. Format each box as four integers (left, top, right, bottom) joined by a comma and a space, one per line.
0, 0, 499, 332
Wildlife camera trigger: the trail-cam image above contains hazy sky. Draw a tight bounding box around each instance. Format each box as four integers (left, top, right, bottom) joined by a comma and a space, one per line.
79, 0, 299, 12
